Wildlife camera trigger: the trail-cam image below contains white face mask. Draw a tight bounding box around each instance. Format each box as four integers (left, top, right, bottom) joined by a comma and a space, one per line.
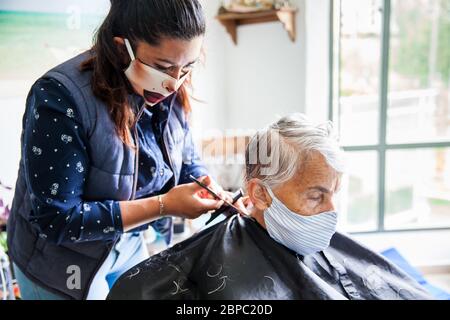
263, 184, 338, 256
123, 38, 190, 106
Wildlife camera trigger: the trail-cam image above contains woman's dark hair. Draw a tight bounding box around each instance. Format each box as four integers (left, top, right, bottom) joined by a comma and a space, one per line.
81, 0, 206, 147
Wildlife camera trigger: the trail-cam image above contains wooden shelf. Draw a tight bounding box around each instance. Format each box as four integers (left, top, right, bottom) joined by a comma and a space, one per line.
216, 7, 298, 45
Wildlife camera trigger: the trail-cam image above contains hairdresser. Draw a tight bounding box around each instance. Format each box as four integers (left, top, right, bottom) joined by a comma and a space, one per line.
7, 0, 235, 300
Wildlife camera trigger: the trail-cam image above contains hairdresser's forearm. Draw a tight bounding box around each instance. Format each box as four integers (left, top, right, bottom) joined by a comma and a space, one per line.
119, 196, 163, 232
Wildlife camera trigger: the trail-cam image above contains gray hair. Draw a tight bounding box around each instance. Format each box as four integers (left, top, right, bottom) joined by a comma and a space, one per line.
245, 113, 345, 189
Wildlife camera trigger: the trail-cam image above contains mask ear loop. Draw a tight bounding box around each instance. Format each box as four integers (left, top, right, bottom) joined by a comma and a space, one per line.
262, 182, 275, 200
261, 182, 277, 211
124, 38, 136, 61
170, 69, 192, 91
178, 69, 191, 82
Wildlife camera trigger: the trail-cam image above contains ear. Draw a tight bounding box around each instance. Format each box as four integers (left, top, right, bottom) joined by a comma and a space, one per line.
247, 179, 272, 211
113, 37, 126, 54
113, 37, 131, 65
113, 36, 125, 46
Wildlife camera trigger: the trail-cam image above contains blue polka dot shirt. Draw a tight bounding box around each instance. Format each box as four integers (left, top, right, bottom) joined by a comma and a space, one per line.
23, 78, 208, 244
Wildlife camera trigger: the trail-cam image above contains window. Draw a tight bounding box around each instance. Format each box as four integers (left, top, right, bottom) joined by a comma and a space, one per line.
331, 0, 450, 232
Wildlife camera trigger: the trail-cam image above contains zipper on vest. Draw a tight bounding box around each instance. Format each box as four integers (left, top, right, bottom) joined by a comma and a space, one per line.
161, 98, 177, 188
130, 103, 147, 200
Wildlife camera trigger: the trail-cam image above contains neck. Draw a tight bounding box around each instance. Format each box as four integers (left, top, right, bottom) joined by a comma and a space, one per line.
248, 205, 267, 229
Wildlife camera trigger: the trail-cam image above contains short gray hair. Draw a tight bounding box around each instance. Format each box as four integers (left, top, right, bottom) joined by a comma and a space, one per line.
245, 113, 345, 188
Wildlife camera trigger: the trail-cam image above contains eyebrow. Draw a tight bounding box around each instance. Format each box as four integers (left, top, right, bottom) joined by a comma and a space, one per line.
156, 58, 198, 67
307, 186, 331, 194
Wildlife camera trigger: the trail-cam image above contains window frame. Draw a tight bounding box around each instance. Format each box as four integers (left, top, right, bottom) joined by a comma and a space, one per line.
329, 0, 450, 234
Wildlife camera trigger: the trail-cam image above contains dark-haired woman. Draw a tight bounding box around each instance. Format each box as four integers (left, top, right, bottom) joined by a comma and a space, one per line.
7, 0, 234, 300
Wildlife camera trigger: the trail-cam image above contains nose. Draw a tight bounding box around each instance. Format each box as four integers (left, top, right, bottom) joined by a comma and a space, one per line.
163, 68, 185, 92
324, 198, 336, 213
163, 79, 176, 93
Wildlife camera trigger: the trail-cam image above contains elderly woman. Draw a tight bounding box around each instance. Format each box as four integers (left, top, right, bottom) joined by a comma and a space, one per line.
107, 114, 432, 300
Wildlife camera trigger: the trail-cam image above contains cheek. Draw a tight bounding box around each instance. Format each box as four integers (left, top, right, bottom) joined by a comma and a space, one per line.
288, 198, 317, 216
135, 63, 147, 78
302, 202, 321, 216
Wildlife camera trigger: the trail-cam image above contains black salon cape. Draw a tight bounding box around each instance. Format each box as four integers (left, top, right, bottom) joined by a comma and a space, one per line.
107, 214, 432, 300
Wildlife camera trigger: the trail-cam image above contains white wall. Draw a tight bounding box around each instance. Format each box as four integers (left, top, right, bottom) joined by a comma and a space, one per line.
223, 0, 307, 130
0, 83, 28, 189
192, 0, 331, 137
190, 0, 229, 135
304, 0, 331, 123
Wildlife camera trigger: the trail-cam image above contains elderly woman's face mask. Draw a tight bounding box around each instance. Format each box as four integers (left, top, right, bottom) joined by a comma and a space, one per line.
263, 184, 338, 256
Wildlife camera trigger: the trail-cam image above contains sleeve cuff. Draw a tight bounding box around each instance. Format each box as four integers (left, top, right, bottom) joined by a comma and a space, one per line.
112, 201, 124, 234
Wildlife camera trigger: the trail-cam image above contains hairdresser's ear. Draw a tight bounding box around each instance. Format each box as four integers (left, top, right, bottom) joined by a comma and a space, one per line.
113, 37, 130, 64
113, 37, 126, 54
247, 179, 271, 211
113, 36, 125, 46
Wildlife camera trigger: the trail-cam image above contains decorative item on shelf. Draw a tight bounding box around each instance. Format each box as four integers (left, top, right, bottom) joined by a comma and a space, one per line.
217, 0, 297, 45
273, 0, 293, 9
221, 0, 293, 12
222, 0, 274, 13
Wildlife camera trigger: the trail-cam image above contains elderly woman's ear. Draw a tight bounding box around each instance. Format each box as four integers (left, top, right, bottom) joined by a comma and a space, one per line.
247, 179, 272, 211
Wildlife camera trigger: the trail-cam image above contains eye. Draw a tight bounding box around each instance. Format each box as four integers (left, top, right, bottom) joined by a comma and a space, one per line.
183, 61, 198, 72
155, 64, 171, 72
308, 193, 323, 202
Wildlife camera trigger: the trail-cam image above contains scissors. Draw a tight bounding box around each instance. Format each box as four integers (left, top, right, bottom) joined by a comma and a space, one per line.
188, 175, 244, 225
